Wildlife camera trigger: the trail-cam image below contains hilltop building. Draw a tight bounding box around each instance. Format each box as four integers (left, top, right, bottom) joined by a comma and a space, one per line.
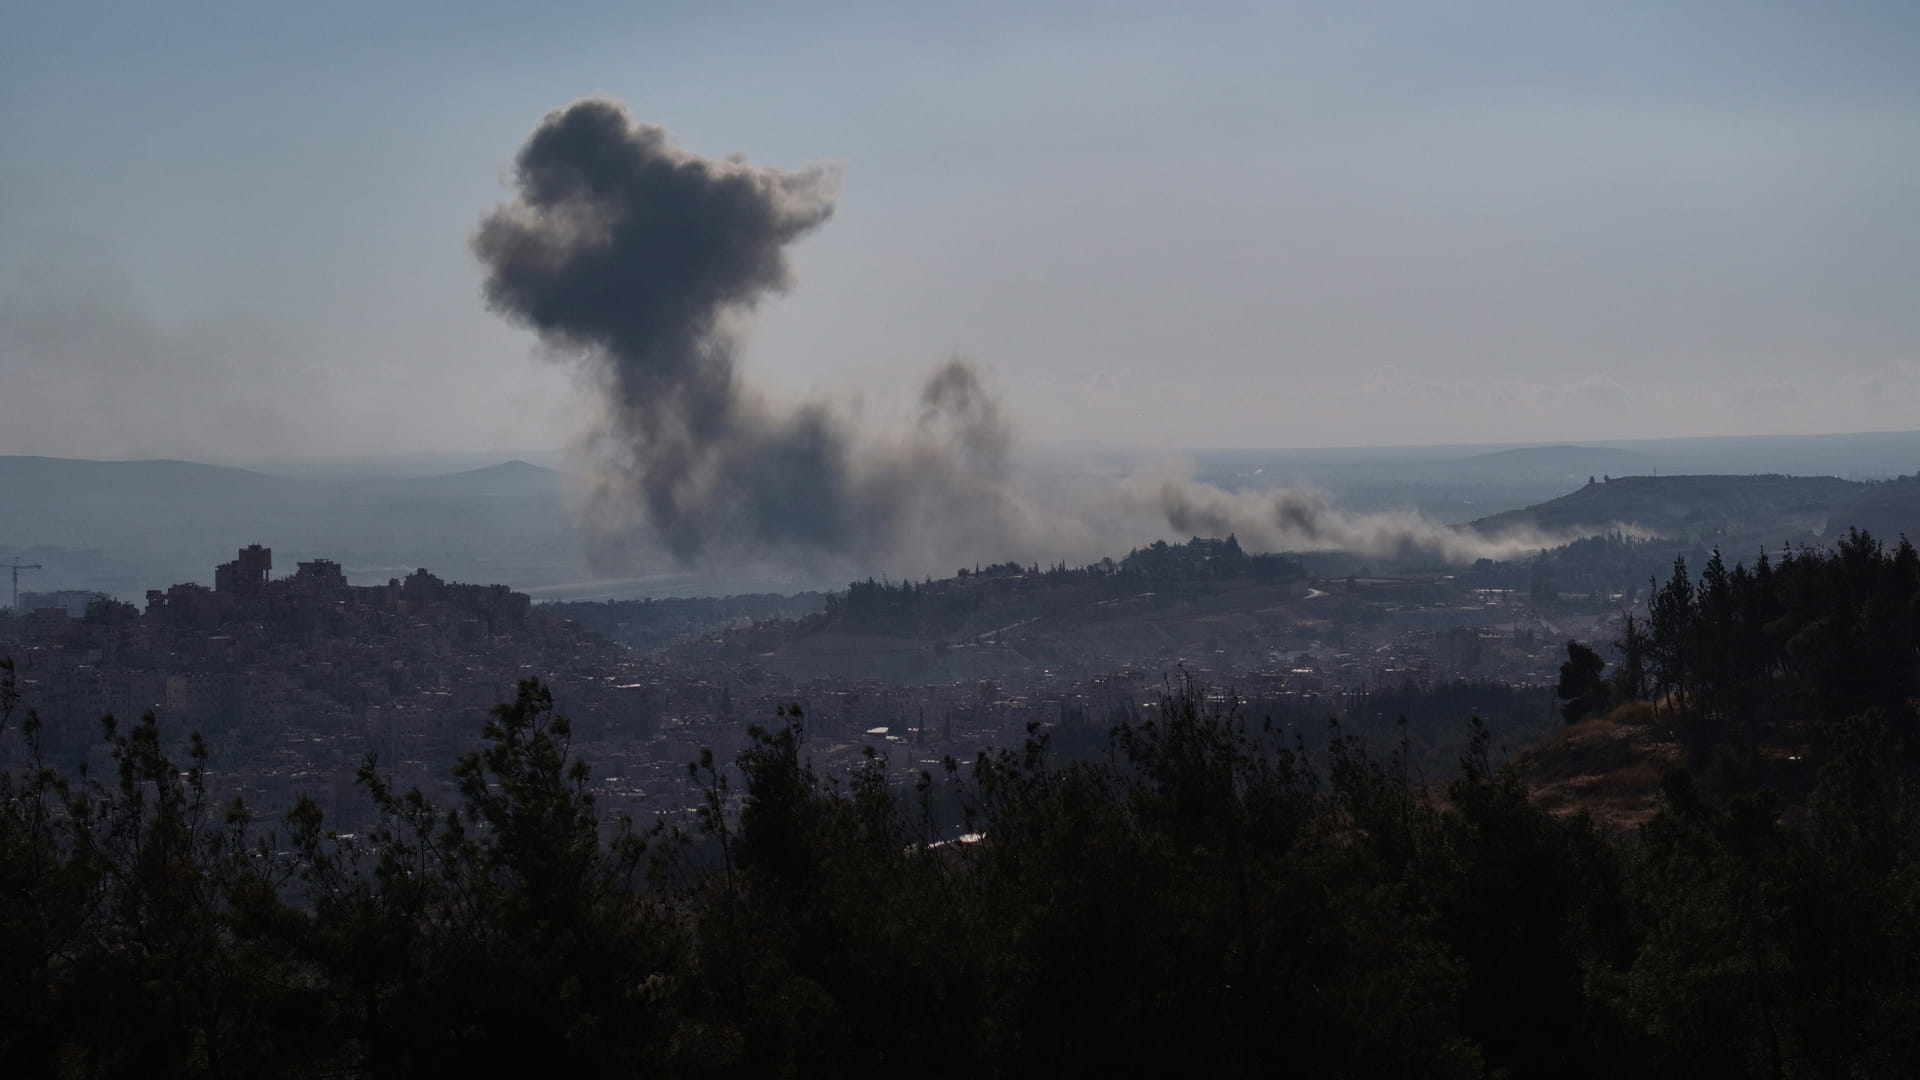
214, 544, 272, 594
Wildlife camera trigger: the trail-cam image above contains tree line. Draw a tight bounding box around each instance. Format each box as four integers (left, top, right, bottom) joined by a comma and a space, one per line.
1559, 530, 1920, 768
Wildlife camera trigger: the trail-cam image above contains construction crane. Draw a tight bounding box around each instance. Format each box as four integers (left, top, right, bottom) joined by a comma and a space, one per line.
7, 559, 42, 612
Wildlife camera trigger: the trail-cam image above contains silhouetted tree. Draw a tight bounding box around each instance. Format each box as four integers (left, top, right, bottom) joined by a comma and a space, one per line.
1558, 640, 1611, 724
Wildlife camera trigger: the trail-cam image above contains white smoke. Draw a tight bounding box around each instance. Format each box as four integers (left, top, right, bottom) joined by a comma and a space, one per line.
1114, 465, 1599, 562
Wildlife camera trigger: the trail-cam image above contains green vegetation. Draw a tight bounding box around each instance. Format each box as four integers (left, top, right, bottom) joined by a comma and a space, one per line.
1607, 531, 1920, 776
1558, 641, 1611, 724
4, 532, 1920, 1076
810, 536, 1304, 640
1234, 679, 1558, 780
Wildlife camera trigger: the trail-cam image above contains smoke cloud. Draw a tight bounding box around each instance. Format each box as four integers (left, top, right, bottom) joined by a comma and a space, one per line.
474, 99, 1086, 573
1114, 466, 1593, 563
476, 98, 1604, 576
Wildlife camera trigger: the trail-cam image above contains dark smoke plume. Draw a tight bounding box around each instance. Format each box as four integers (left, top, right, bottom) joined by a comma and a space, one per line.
476, 99, 1605, 576
475, 99, 1086, 572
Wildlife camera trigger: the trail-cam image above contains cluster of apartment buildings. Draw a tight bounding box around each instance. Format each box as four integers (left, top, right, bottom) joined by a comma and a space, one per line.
1, 545, 1597, 836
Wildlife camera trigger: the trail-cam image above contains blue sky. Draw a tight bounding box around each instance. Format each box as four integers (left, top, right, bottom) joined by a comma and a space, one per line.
3, 1, 1917, 459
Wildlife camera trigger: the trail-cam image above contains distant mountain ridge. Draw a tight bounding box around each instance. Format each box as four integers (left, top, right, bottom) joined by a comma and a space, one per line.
0, 454, 585, 597
0, 455, 284, 497
9, 450, 1920, 604
1450, 444, 1654, 470
1469, 473, 1920, 548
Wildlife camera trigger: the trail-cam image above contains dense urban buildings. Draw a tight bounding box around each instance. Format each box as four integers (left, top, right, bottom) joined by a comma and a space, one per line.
0, 540, 1595, 835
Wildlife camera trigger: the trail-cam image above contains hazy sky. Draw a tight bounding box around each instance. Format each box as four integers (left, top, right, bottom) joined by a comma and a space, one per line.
3, 1, 1917, 461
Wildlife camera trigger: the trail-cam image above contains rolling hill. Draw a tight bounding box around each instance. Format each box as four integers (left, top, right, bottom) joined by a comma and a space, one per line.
1463, 473, 1913, 548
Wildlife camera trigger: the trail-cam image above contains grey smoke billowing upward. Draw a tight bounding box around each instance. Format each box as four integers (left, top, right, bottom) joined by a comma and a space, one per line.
475, 99, 1084, 572
476, 98, 1603, 575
